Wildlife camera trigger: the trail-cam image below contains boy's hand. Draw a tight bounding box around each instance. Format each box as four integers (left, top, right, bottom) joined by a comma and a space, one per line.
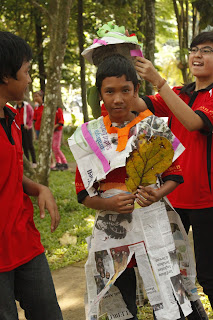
38, 185, 60, 232
135, 57, 163, 87
107, 193, 136, 214
136, 186, 161, 207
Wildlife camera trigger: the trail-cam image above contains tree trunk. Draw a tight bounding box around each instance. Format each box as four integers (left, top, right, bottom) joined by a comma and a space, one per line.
34, 10, 46, 93
36, 0, 73, 186
144, 0, 155, 95
173, 0, 193, 84
78, 0, 89, 123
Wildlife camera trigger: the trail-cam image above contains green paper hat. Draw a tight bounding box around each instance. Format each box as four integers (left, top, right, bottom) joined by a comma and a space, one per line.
82, 21, 143, 66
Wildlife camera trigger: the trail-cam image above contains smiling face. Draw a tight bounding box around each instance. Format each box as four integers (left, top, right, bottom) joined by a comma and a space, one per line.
189, 41, 213, 85
5, 61, 31, 101
100, 75, 138, 123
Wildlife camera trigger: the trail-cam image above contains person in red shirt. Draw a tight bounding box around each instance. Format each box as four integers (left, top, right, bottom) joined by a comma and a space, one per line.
14, 100, 37, 167
0, 32, 63, 319
51, 107, 68, 171
72, 54, 187, 320
33, 90, 44, 139
134, 31, 213, 312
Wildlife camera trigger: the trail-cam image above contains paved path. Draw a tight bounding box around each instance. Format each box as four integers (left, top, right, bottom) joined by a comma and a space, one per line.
17, 225, 195, 319
17, 260, 86, 320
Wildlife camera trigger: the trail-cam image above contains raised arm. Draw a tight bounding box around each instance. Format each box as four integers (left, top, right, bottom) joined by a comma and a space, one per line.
135, 57, 205, 131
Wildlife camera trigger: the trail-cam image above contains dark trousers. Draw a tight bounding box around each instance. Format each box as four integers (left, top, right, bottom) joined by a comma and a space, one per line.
115, 268, 186, 320
176, 207, 213, 310
114, 268, 138, 320
22, 128, 36, 163
0, 253, 63, 320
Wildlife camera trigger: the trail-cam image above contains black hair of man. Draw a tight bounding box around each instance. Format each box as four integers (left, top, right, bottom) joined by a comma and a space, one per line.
190, 31, 213, 48
96, 54, 139, 93
0, 31, 32, 84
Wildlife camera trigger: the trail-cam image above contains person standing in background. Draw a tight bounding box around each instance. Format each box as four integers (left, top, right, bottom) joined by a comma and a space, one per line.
14, 100, 37, 168
33, 90, 44, 139
51, 106, 68, 171
133, 30, 213, 316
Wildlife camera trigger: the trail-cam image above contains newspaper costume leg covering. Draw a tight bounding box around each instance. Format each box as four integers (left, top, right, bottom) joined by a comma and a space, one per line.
84, 189, 199, 320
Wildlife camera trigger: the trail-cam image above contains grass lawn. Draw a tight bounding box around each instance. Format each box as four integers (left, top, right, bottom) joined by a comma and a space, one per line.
31, 129, 213, 319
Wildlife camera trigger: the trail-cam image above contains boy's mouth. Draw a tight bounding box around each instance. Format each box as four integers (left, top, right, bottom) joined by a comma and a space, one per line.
193, 61, 204, 66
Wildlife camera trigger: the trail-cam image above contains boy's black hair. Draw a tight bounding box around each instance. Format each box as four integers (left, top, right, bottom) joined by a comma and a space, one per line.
190, 31, 213, 48
96, 54, 139, 93
0, 31, 32, 84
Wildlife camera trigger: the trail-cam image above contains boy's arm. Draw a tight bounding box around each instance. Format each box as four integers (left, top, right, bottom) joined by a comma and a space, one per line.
135, 180, 178, 207
136, 158, 183, 207
22, 175, 60, 232
135, 57, 205, 131
132, 93, 148, 113
83, 193, 136, 214
75, 166, 136, 214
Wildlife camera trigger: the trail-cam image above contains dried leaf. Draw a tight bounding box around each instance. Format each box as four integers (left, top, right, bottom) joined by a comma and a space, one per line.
125, 134, 174, 192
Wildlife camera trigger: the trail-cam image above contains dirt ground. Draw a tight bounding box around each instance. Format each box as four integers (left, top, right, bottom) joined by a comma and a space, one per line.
17, 260, 86, 320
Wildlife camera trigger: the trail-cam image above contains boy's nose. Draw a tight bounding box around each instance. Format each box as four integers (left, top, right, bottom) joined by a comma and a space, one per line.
114, 93, 123, 103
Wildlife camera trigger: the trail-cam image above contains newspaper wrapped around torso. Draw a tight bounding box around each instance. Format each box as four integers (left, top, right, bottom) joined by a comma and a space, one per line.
68, 114, 184, 198
68, 114, 198, 320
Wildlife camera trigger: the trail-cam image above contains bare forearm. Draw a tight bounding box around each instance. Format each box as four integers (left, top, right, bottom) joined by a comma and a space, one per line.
132, 94, 148, 113
82, 192, 136, 214
158, 82, 205, 131
22, 175, 45, 197
157, 180, 179, 198
83, 195, 111, 211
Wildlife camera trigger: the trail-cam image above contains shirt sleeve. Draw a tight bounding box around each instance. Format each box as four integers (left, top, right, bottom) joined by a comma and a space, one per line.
195, 103, 213, 133
141, 87, 182, 118
75, 167, 99, 203
161, 157, 184, 184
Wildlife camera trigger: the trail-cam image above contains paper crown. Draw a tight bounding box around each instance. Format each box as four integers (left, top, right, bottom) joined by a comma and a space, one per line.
82, 21, 143, 66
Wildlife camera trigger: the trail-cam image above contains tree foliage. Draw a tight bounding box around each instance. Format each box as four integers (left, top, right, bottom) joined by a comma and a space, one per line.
1, 0, 211, 182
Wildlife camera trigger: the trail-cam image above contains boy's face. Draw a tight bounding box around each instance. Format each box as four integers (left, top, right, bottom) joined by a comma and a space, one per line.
6, 61, 31, 101
189, 41, 213, 82
33, 92, 43, 105
100, 75, 138, 123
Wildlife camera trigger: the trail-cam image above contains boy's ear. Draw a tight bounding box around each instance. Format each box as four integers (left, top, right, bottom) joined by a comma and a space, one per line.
2, 76, 9, 84
133, 83, 140, 97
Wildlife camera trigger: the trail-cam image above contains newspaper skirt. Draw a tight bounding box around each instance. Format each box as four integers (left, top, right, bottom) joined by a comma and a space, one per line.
85, 189, 200, 320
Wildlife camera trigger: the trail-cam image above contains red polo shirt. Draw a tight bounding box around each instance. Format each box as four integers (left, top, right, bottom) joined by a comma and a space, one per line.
55, 107, 64, 131
142, 83, 213, 209
0, 106, 44, 272
33, 104, 44, 130
16, 105, 24, 126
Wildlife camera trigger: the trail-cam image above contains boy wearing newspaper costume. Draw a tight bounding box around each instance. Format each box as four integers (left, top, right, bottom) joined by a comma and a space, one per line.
69, 54, 199, 320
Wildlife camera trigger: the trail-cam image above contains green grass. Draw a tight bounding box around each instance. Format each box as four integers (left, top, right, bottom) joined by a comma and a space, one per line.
32, 128, 95, 270
33, 169, 95, 270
